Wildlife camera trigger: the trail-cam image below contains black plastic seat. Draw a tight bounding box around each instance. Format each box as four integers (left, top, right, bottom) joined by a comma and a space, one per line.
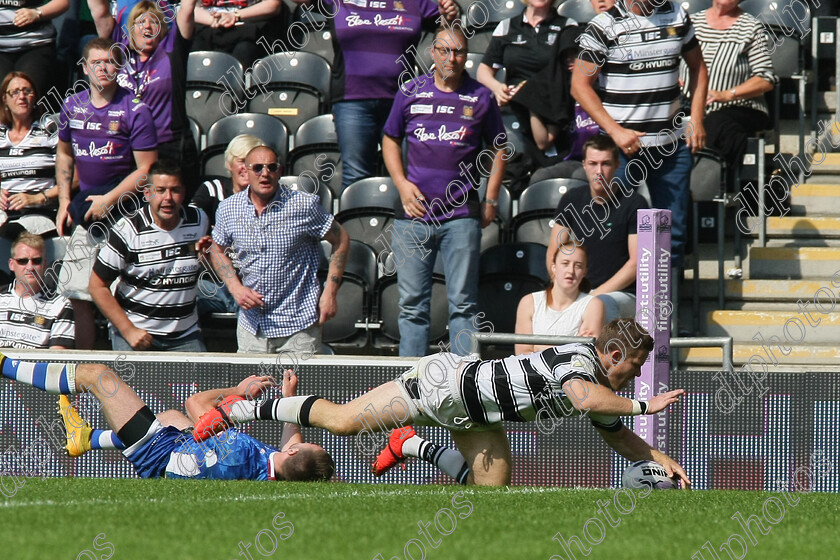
374, 251, 449, 349
247, 52, 331, 136
318, 239, 376, 346
477, 242, 550, 335
288, 114, 342, 197
335, 177, 401, 248
186, 51, 245, 138
556, 0, 596, 23
511, 178, 586, 244
201, 113, 289, 177
279, 174, 334, 213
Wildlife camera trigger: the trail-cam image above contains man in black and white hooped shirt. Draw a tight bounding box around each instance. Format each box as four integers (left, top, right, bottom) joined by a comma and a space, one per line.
571, 0, 708, 270
0, 231, 74, 348
89, 159, 210, 352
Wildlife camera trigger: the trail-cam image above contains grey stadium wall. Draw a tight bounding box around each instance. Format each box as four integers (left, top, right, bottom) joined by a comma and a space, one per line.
0, 351, 837, 492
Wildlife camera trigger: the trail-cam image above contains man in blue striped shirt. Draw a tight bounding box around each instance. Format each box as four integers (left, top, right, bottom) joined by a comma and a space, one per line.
208, 145, 349, 354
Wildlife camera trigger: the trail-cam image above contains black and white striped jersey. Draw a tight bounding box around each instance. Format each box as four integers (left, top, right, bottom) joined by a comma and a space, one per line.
0, 122, 56, 194
94, 205, 209, 339
457, 343, 623, 431
578, 1, 697, 145
0, 283, 74, 349
681, 10, 777, 114
0, 1, 55, 52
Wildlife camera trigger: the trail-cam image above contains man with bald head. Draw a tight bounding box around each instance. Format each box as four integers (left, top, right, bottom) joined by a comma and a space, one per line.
208, 145, 350, 354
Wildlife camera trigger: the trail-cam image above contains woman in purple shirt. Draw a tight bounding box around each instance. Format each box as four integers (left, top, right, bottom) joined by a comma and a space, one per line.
89, 0, 198, 187
291, 0, 456, 194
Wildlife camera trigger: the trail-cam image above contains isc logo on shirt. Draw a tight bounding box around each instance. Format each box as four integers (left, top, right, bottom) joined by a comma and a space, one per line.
369, 0, 386, 7
86, 122, 102, 130
436, 106, 454, 114
8, 148, 23, 156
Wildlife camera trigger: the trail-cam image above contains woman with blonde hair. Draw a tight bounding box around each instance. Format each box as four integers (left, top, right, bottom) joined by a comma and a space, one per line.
89, 0, 198, 187
514, 243, 604, 354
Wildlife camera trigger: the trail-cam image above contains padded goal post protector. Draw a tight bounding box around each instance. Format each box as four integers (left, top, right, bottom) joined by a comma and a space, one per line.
635, 209, 671, 452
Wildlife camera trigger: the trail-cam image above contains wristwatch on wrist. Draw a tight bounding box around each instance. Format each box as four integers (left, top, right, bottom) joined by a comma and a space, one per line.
233, 9, 241, 21
729, 88, 737, 100
35, 7, 42, 19
484, 198, 498, 207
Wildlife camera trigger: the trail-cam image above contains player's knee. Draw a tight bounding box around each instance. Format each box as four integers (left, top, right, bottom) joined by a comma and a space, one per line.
75, 363, 108, 388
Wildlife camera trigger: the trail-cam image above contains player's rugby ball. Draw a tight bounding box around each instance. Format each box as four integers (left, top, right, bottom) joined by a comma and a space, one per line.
622, 460, 678, 490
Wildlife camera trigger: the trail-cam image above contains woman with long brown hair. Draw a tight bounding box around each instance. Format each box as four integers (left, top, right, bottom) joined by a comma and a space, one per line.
514, 243, 604, 354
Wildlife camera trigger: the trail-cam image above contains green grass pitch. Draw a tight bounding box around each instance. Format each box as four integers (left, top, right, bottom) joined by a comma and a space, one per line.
2, 479, 837, 560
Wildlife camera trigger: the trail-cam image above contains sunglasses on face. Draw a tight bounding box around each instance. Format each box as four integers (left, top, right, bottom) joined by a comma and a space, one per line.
14, 257, 43, 265
248, 163, 281, 174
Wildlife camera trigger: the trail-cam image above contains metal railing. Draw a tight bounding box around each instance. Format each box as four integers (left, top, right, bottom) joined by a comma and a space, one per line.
468, 332, 734, 374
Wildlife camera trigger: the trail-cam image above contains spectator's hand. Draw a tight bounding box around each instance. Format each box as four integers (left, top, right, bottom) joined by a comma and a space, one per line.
7, 192, 40, 211
611, 127, 646, 157
685, 119, 705, 153
396, 179, 426, 218
13, 8, 40, 27
480, 200, 496, 228
84, 194, 111, 222
195, 235, 213, 255
56, 200, 72, 236
124, 326, 153, 350
705, 89, 732, 106
232, 284, 264, 311
318, 289, 337, 325
492, 82, 513, 106
237, 374, 275, 400
281, 369, 297, 397
216, 11, 237, 28
437, 0, 458, 20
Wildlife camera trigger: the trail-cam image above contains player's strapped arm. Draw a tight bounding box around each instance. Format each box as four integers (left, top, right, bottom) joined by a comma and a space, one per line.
561, 379, 685, 416
595, 425, 692, 489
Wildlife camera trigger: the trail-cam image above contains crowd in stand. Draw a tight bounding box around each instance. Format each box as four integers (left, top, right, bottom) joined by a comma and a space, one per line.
1, 0, 833, 356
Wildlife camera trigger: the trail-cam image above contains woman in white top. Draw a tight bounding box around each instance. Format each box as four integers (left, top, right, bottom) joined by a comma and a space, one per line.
514, 244, 604, 354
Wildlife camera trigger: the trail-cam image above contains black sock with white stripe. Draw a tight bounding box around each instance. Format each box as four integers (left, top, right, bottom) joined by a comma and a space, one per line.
228, 395, 322, 427
403, 435, 470, 485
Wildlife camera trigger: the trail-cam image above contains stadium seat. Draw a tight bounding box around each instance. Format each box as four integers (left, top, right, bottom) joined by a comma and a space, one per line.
374, 251, 449, 350
279, 174, 334, 213
186, 51, 245, 138
335, 177, 401, 249
510, 178, 586, 244
477, 242, 550, 336
247, 52, 331, 136
741, 0, 809, 167
200, 113, 289, 177
465, 0, 522, 55
287, 114, 342, 197
556, 0, 596, 23
318, 239, 377, 346
477, 182, 512, 251
188, 117, 202, 152
290, 4, 335, 66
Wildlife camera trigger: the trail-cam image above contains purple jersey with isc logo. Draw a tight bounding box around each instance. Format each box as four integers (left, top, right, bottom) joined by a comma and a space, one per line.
58, 87, 157, 192
324, 0, 439, 102
383, 72, 505, 223
112, 18, 190, 144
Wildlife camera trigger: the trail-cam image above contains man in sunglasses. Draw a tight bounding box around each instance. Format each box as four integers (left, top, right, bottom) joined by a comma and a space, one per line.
208, 145, 350, 354
0, 232, 75, 349
89, 159, 209, 352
